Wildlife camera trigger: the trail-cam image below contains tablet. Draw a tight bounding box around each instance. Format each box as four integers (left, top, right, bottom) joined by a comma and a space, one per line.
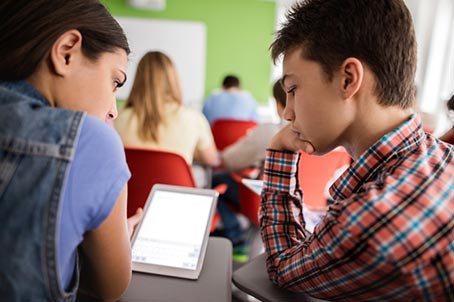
130, 184, 218, 280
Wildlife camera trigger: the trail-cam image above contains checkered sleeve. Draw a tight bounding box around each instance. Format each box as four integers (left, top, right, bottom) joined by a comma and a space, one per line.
259, 150, 311, 283
259, 150, 382, 299
259, 117, 454, 301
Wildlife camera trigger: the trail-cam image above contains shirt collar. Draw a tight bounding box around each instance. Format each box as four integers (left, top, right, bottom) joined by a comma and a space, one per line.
0, 80, 50, 107
330, 114, 424, 200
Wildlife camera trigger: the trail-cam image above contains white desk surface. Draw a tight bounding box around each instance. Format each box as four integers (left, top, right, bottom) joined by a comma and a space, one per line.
119, 237, 232, 302
233, 253, 327, 302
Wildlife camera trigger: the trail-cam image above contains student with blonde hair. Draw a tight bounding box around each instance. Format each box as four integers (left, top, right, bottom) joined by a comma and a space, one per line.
115, 51, 219, 167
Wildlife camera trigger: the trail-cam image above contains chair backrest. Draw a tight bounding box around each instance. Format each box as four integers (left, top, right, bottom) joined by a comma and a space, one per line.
211, 119, 258, 151
298, 148, 351, 210
238, 181, 261, 226
124, 148, 196, 217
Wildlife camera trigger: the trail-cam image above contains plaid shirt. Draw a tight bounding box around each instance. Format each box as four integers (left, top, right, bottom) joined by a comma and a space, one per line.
260, 115, 454, 301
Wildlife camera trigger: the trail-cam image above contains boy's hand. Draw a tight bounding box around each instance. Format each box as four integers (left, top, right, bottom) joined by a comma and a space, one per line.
269, 124, 315, 154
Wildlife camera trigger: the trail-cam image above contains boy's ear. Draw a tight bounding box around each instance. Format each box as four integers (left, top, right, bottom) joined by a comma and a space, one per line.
49, 30, 83, 77
339, 57, 363, 99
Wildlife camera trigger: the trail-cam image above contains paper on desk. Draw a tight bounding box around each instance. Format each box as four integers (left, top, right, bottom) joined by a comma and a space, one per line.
241, 178, 325, 232
302, 207, 325, 232
241, 178, 263, 195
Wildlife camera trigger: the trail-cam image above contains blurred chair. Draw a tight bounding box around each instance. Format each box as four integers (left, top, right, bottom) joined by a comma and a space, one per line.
230, 149, 351, 227
237, 179, 261, 225
211, 119, 257, 151
211, 119, 260, 225
228, 150, 351, 260
226, 170, 262, 226
124, 147, 221, 231
298, 148, 351, 210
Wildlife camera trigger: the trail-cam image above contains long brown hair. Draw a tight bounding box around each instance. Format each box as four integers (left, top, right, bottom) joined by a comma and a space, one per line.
124, 51, 183, 142
0, 0, 130, 81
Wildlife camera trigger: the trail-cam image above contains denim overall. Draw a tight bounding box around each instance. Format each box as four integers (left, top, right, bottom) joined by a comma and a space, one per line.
0, 81, 84, 302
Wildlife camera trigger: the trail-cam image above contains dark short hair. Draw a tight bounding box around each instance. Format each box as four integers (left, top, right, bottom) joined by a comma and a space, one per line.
273, 80, 286, 108
271, 0, 417, 109
222, 75, 240, 89
447, 95, 454, 111
0, 0, 130, 81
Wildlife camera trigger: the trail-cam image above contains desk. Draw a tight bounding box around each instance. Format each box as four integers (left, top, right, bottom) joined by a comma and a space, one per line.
233, 253, 327, 302
120, 237, 232, 302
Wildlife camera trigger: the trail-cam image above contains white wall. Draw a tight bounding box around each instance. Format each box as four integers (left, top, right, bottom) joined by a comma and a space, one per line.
406, 0, 454, 134
115, 17, 207, 110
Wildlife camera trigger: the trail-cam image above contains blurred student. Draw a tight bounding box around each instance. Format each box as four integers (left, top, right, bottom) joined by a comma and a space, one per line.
212, 80, 286, 262
115, 51, 219, 167
0, 1, 142, 301
222, 80, 287, 171
202, 75, 258, 125
438, 94, 454, 144
261, 0, 454, 300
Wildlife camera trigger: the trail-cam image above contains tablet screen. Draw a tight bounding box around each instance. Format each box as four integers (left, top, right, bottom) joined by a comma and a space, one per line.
132, 189, 213, 270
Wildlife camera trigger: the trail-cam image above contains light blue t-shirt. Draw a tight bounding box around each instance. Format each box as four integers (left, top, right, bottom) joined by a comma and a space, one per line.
202, 90, 258, 125
58, 115, 130, 290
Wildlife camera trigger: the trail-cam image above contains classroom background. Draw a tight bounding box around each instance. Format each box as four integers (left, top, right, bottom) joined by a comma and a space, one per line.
107, 0, 454, 135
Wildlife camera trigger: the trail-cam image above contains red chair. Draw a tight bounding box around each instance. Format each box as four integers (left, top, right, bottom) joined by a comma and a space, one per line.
228, 149, 351, 226
298, 148, 351, 210
211, 119, 258, 151
220, 171, 262, 226
124, 148, 220, 231
211, 119, 261, 225
237, 179, 262, 226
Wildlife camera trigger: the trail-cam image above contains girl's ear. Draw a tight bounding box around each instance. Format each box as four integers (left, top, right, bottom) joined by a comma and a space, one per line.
339, 57, 364, 99
49, 30, 83, 77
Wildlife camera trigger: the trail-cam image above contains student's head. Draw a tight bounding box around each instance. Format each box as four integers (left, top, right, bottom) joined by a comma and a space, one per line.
222, 75, 240, 89
272, 0, 416, 110
272, 0, 416, 154
0, 0, 130, 122
273, 80, 286, 118
124, 51, 182, 142
447, 95, 454, 112
446, 94, 454, 124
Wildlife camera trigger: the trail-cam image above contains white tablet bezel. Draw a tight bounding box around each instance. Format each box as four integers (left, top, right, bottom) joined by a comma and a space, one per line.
130, 184, 218, 280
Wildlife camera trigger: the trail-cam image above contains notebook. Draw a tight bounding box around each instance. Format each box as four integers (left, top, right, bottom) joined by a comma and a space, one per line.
130, 184, 218, 280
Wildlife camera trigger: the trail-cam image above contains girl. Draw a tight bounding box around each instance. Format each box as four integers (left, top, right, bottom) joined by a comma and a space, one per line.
0, 1, 141, 301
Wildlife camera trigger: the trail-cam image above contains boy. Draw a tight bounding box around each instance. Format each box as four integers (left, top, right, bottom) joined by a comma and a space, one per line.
260, 0, 454, 301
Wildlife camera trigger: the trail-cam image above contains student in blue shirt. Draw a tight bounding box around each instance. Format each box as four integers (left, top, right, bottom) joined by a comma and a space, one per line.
0, 1, 142, 301
202, 75, 258, 125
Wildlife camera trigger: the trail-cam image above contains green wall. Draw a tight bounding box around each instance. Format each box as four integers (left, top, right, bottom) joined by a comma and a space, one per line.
104, 0, 276, 104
